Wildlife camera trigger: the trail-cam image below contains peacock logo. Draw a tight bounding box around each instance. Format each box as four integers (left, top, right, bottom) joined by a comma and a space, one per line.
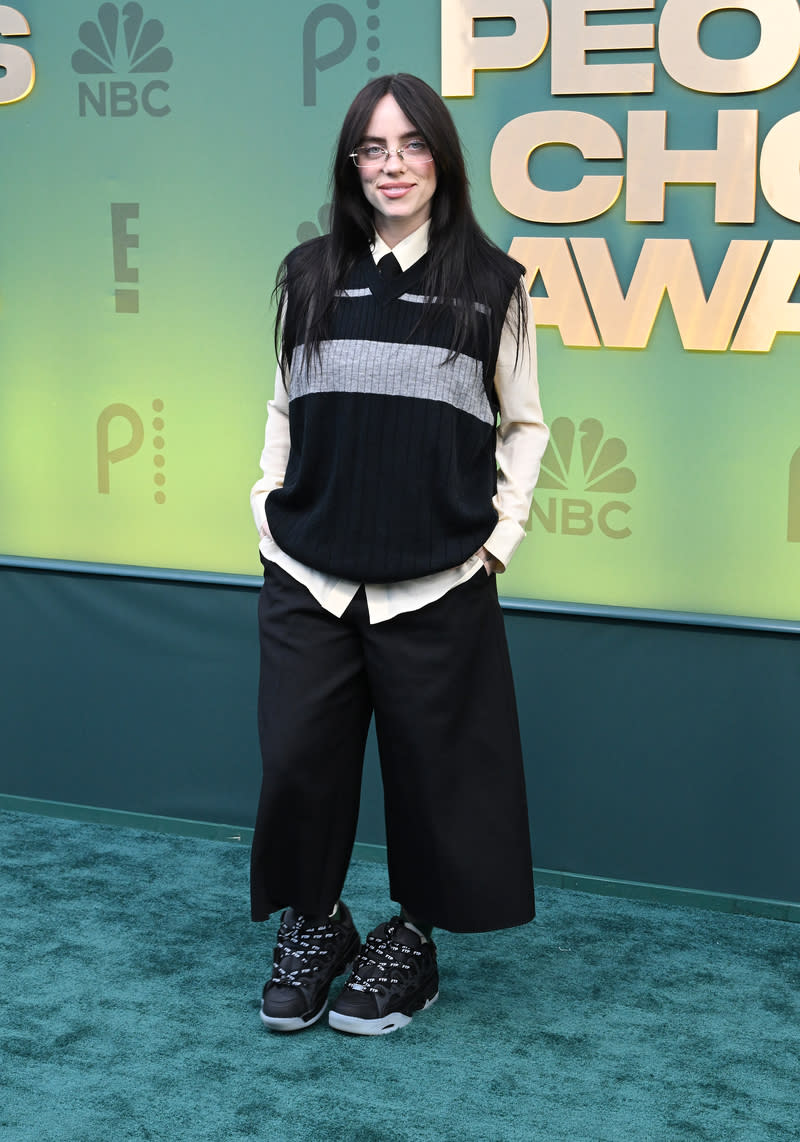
97, 399, 167, 505
303, 2, 385, 107
72, 3, 172, 74
297, 202, 332, 245
532, 417, 636, 538
538, 418, 636, 494
73, 3, 172, 117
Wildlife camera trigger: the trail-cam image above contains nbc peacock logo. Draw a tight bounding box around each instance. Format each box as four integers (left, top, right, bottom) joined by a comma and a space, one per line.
72, 2, 173, 118
532, 417, 636, 539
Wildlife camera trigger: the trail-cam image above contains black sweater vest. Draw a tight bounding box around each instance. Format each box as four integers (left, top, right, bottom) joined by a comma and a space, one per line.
266, 246, 514, 582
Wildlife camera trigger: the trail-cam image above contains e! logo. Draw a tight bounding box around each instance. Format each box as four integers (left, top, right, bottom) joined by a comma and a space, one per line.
111, 203, 139, 313
97, 400, 166, 504
0, 5, 35, 105
789, 447, 800, 542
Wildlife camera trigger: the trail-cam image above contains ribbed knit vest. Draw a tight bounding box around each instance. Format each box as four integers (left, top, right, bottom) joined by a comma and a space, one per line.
266, 243, 515, 582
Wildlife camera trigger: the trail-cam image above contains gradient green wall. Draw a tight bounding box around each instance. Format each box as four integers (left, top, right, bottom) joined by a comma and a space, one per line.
3, 1, 800, 621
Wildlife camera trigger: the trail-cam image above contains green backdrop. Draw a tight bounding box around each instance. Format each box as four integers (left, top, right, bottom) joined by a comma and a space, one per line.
2, 0, 800, 622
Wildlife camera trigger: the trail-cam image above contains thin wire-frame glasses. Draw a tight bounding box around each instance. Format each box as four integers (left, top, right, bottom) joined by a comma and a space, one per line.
350, 140, 434, 168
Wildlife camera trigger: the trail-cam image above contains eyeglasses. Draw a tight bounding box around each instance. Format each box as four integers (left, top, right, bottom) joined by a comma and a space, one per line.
350, 139, 434, 168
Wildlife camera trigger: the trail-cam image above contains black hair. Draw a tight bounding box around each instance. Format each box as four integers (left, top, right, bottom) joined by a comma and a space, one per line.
274, 73, 528, 386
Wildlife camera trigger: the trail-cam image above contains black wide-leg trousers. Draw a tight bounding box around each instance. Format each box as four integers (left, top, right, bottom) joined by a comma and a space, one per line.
250, 560, 535, 933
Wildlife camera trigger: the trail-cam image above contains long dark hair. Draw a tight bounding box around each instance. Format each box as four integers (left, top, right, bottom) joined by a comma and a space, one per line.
275, 73, 528, 386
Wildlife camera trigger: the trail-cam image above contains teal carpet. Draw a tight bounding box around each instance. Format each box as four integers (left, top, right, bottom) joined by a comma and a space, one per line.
2, 809, 798, 1141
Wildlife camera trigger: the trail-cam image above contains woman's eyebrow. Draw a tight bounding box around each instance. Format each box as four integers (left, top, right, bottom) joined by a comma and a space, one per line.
359, 130, 422, 142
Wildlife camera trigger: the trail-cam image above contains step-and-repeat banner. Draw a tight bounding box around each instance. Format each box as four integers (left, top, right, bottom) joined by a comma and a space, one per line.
2, 0, 800, 621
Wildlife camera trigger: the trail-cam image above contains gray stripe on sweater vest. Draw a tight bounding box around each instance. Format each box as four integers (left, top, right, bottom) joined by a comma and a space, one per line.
334, 288, 491, 316
291, 339, 493, 425
399, 293, 491, 315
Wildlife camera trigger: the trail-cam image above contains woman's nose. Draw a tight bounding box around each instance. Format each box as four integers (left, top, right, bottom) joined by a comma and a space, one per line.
383, 148, 406, 171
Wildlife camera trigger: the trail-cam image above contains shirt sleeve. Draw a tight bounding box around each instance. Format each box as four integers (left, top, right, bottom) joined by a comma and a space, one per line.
250, 363, 291, 538
482, 284, 549, 570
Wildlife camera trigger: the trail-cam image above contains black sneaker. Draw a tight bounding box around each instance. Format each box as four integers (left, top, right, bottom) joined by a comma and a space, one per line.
328, 917, 439, 1036
260, 902, 360, 1032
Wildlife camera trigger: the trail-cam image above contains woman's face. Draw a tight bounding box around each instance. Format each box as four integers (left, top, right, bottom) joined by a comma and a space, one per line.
355, 94, 437, 245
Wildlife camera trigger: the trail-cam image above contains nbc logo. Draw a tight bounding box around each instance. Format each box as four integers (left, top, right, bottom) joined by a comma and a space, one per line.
532, 417, 636, 539
72, 2, 172, 118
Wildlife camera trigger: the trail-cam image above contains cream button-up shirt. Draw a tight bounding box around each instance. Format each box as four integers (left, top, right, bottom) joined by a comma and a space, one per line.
250, 220, 548, 624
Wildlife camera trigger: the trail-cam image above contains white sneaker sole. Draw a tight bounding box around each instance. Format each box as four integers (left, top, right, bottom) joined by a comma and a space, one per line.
259, 940, 360, 1033
328, 991, 439, 1036
259, 1000, 327, 1032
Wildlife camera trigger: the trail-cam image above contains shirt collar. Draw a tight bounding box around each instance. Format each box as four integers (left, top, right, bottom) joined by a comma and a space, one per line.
371, 219, 431, 272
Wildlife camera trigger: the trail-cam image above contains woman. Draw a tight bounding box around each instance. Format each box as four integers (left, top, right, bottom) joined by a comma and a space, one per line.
250, 73, 548, 1036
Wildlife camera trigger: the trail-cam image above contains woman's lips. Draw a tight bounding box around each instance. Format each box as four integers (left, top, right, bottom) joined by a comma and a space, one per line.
379, 184, 414, 198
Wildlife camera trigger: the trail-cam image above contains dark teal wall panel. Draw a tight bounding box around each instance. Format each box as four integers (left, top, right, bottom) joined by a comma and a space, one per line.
1, 568, 797, 904
0, 568, 261, 825
504, 611, 800, 903
0, 568, 389, 840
